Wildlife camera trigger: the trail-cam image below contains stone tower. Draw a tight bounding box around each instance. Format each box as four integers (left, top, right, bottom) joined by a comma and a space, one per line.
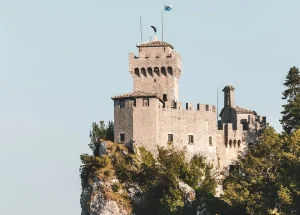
223, 85, 235, 107
129, 35, 182, 104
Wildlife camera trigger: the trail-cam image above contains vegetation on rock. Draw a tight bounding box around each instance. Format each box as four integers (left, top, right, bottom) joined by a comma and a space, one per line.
80, 66, 300, 215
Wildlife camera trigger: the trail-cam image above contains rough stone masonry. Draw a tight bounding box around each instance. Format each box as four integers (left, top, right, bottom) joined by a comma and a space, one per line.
111, 35, 266, 172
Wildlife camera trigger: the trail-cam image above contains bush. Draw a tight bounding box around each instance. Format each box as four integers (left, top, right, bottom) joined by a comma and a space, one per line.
111, 183, 120, 192
104, 170, 111, 176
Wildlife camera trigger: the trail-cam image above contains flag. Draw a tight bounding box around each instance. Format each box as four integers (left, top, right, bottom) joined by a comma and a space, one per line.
164, 4, 172, 11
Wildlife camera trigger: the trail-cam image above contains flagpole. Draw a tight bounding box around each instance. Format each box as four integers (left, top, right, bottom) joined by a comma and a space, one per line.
162, 9, 164, 43
217, 86, 219, 124
140, 16, 143, 43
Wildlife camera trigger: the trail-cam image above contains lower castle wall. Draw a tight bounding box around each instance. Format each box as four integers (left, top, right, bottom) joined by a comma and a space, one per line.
157, 105, 218, 166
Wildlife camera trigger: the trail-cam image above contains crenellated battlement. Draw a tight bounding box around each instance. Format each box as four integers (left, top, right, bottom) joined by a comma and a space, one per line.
160, 101, 216, 112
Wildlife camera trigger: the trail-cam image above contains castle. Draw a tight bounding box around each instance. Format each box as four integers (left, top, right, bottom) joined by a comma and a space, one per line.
111, 35, 266, 170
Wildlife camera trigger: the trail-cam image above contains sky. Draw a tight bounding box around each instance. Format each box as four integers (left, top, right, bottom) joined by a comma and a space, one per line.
0, 1, 299, 214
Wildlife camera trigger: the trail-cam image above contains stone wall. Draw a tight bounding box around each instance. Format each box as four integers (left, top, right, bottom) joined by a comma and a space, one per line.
157, 102, 218, 165
113, 99, 134, 144
132, 97, 159, 154
129, 47, 181, 102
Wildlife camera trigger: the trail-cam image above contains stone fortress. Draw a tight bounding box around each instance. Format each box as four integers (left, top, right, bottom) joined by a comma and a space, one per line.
111, 35, 266, 170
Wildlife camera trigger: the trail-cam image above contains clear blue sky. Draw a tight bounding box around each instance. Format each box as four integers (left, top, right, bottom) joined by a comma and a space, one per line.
0, 1, 299, 214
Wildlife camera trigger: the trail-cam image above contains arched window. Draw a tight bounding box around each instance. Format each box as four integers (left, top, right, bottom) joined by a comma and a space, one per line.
154, 67, 160, 76
233, 140, 237, 148
134, 68, 140, 77
141, 68, 146, 77
229, 140, 232, 148
167, 67, 173, 76
161, 67, 166, 76
238, 140, 241, 148
147, 67, 153, 77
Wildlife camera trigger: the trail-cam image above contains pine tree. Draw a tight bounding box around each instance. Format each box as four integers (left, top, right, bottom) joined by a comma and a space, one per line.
280, 66, 300, 134
106, 121, 114, 141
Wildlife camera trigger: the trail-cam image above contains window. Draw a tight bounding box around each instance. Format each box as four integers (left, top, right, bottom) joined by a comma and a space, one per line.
155, 67, 160, 76
120, 133, 125, 142
167, 67, 173, 76
134, 68, 140, 77
209, 136, 212, 146
241, 119, 248, 130
141, 68, 147, 77
161, 67, 166, 76
233, 140, 237, 148
189, 135, 194, 144
131, 99, 136, 107
168, 134, 173, 142
163, 94, 167, 101
147, 67, 153, 77
143, 98, 149, 106
119, 100, 125, 108
238, 140, 241, 148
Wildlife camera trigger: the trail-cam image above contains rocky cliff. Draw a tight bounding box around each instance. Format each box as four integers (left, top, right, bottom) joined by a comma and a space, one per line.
80, 141, 217, 215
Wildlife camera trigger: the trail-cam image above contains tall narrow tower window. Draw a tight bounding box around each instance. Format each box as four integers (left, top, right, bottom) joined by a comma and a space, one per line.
238, 140, 241, 148
119, 100, 125, 108
168, 134, 173, 142
120, 133, 125, 142
167, 67, 173, 76
154, 67, 160, 76
147, 67, 153, 76
161, 67, 166, 76
141, 68, 146, 77
143, 98, 149, 106
163, 94, 167, 101
134, 68, 140, 77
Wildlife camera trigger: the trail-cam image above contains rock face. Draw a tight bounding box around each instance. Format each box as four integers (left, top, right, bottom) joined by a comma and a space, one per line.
178, 181, 196, 206
80, 177, 127, 215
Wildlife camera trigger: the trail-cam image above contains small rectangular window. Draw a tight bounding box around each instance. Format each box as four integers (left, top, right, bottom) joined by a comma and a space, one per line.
119, 100, 125, 108
143, 98, 149, 106
120, 133, 125, 142
168, 134, 173, 142
188, 135, 194, 144
163, 94, 167, 101
132, 99, 136, 107
209, 136, 212, 146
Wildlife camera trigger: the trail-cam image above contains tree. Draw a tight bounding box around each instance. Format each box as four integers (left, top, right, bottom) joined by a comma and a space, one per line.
106, 121, 114, 141
222, 126, 284, 214
88, 121, 114, 151
133, 146, 217, 215
280, 66, 300, 134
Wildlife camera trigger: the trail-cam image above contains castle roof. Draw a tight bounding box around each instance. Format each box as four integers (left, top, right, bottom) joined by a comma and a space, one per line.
222, 85, 235, 91
136, 40, 174, 49
231, 106, 255, 114
111, 91, 163, 102
219, 106, 256, 116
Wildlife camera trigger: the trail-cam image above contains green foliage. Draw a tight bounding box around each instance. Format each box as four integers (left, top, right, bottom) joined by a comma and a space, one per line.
104, 170, 111, 176
111, 183, 120, 192
79, 154, 110, 185
133, 146, 217, 215
88, 121, 114, 151
221, 126, 300, 214
139, 146, 156, 166
106, 121, 114, 141
281, 66, 300, 134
